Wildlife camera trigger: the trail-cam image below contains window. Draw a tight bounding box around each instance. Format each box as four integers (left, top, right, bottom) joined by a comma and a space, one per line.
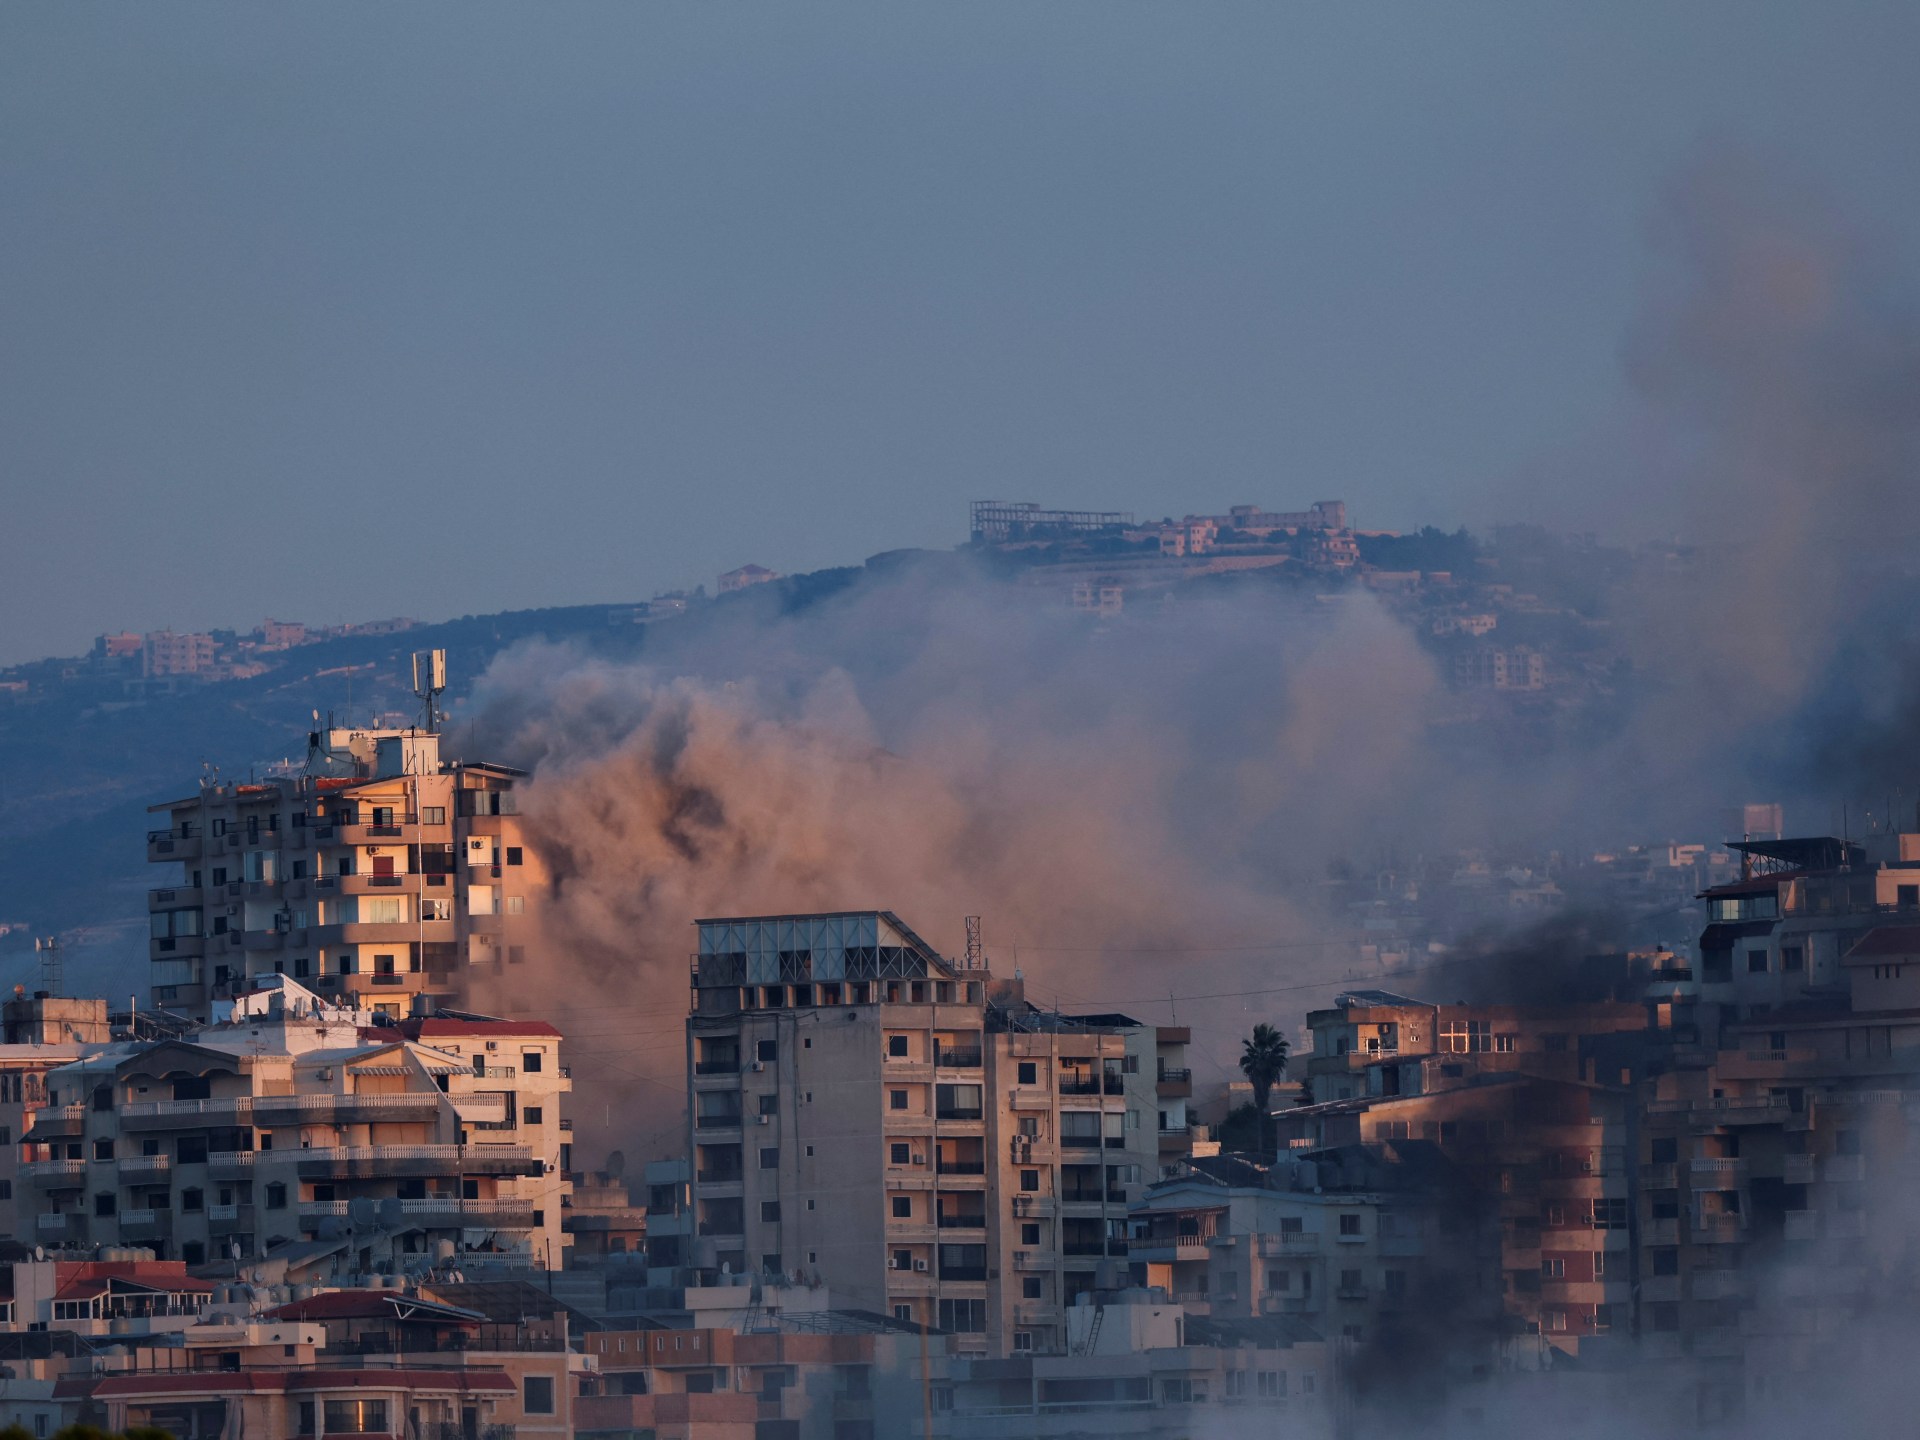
1021, 1222, 1041, 1245
94, 1192, 116, 1217
505, 896, 525, 914
506, 846, 524, 866
1494, 1034, 1517, 1053
1541, 1257, 1565, 1279
422, 806, 446, 825
1438, 1019, 1491, 1053
761, 1201, 781, 1222
890, 1089, 908, 1111
522, 1377, 555, 1416
324, 1402, 391, 1435
1650, 1136, 1677, 1164
1783, 946, 1805, 973
181, 1188, 204, 1213
893, 1248, 912, 1271
1022, 1276, 1043, 1299
265, 1182, 287, 1210
760, 1147, 779, 1169
938, 1298, 986, 1333
1019, 1169, 1040, 1192
1338, 1213, 1362, 1237
892, 1196, 913, 1219
1268, 1268, 1290, 1291
522, 1050, 543, 1074
517, 1106, 541, 1127
1018, 1061, 1038, 1085
1591, 1198, 1628, 1230
92, 1138, 113, 1161
758, 1094, 778, 1117
891, 1143, 911, 1165
893, 1305, 913, 1323
757, 1039, 777, 1063
1748, 949, 1769, 974
887, 1035, 909, 1058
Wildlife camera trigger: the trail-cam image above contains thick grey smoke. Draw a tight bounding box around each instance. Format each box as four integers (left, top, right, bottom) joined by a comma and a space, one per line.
462, 571, 1453, 1134
457, 154, 1920, 1163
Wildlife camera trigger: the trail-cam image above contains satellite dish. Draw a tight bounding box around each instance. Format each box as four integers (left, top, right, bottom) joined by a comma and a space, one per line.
349, 1197, 377, 1228
605, 1149, 626, 1179
33, 1247, 45, 1262
378, 1198, 404, 1229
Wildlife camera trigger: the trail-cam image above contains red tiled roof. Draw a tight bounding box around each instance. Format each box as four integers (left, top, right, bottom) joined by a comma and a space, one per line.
1844, 927, 1920, 960
52, 1262, 215, 1301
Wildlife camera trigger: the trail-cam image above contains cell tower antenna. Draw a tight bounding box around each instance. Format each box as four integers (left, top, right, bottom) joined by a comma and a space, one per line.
412, 649, 448, 734
964, 916, 984, 971
33, 936, 61, 998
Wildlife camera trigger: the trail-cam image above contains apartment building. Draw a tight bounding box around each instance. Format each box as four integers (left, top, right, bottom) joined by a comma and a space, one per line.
580, 1318, 929, 1440
0, 994, 112, 1237
42, 1284, 576, 1440
1282, 991, 1658, 1354
17, 978, 569, 1270
147, 723, 541, 1019
932, 1291, 1336, 1440
1128, 1150, 1495, 1359
685, 911, 1175, 1358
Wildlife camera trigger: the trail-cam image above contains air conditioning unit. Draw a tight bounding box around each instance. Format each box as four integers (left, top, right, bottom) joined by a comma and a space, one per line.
750, 1061, 766, 1073
912, 1154, 926, 1166
757, 1115, 772, 1126
914, 1259, 929, 1273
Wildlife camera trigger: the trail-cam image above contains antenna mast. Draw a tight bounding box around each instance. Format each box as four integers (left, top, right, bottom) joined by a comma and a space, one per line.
964, 916, 983, 971
412, 648, 448, 734
33, 936, 62, 998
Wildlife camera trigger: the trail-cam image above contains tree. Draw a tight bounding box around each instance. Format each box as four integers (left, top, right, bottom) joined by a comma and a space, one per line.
1239, 1023, 1290, 1113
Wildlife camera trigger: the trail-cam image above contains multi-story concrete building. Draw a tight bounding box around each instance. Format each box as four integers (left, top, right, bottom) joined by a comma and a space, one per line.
0, 993, 113, 1237
933, 1291, 1336, 1440
17, 978, 569, 1271
685, 911, 1176, 1358
147, 723, 540, 1019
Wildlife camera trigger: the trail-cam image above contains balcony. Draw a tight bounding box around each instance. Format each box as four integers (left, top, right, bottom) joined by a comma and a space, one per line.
207, 1203, 254, 1233
934, 1048, 983, 1070
149, 935, 205, 961
21, 1158, 87, 1183
36, 1213, 83, 1241
693, 1060, 741, 1076
935, 1158, 986, 1177
1156, 1068, 1192, 1099
1690, 1216, 1748, 1244
119, 1209, 173, 1240
119, 1154, 173, 1179
1058, 1077, 1101, 1097
148, 886, 204, 912
336, 822, 423, 847
339, 872, 424, 895
1640, 1164, 1677, 1189
25, 1105, 85, 1141
1688, 1158, 1746, 1186
296, 1145, 542, 1181
1782, 1154, 1816, 1184
147, 829, 201, 861
209, 1152, 259, 1181
253, 1093, 443, 1125
1644, 1218, 1680, 1246
934, 1106, 984, 1123
300, 1198, 537, 1229
120, 1096, 253, 1130
1784, 1210, 1820, 1241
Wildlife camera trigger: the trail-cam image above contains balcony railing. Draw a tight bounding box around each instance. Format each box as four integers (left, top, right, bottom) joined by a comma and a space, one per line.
936, 1213, 987, 1230
936, 1159, 986, 1176
934, 1048, 983, 1069
694, 1060, 740, 1075
935, 1107, 984, 1122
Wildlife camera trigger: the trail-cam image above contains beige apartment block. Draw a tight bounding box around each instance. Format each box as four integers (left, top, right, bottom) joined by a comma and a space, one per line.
17, 978, 569, 1270
147, 725, 542, 1019
686, 911, 1181, 1358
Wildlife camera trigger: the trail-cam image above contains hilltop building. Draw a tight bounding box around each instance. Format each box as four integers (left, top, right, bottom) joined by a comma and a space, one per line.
147, 723, 540, 1019
684, 911, 1189, 1358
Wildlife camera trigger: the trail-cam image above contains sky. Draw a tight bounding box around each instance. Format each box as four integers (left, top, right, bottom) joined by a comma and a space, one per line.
3, 2, 1918, 667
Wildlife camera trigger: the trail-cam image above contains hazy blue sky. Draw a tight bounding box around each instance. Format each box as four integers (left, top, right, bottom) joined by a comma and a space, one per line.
4, 2, 1918, 665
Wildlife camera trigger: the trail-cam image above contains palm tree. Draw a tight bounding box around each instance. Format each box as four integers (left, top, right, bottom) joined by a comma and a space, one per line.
1239, 1023, 1290, 1112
